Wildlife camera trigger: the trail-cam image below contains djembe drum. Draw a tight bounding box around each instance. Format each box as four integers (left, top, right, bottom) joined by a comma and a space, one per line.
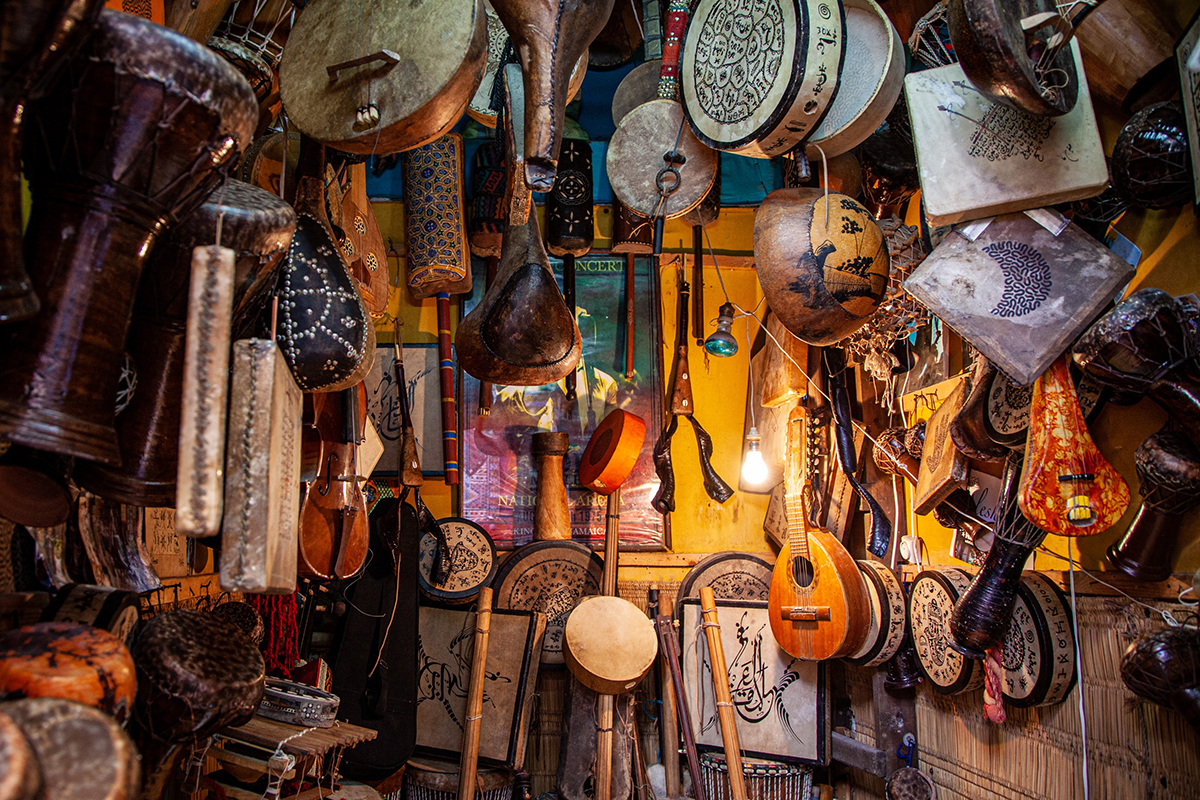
209, 600, 265, 647
1074, 288, 1200, 453
1108, 432, 1200, 582
0, 0, 104, 325
131, 609, 265, 800
0, 10, 258, 466
1121, 626, 1200, 736
391, 757, 513, 800
698, 752, 812, 800
208, 0, 298, 120
74, 179, 295, 505
1, 698, 141, 800
0, 622, 136, 723
1111, 101, 1192, 210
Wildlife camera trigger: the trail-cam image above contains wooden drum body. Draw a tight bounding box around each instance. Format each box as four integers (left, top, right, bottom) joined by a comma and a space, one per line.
563, 595, 658, 694
279, 0, 486, 155
680, 0, 845, 158
0, 10, 258, 466
0, 0, 103, 325
75, 179, 295, 505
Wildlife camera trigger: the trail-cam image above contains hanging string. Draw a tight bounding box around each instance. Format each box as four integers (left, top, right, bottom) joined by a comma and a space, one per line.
1067, 538, 1090, 800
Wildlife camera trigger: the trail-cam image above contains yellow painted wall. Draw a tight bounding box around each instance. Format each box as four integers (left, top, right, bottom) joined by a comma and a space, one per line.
373, 203, 770, 585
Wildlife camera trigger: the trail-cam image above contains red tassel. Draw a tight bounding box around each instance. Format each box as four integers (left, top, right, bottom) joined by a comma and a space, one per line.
248, 593, 300, 678
983, 645, 1007, 725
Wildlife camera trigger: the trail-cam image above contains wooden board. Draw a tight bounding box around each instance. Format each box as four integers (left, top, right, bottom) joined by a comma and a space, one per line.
914, 378, 969, 515
903, 41, 1108, 226
143, 508, 187, 579
679, 599, 828, 765
903, 213, 1135, 386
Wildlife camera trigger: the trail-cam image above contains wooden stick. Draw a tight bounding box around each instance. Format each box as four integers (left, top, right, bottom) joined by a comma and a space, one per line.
654, 616, 707, 800
458, 587, 493, 800
692, 225, 704, 346
436, 292, 459, 485
596, 693, 615, 800
657, 592, 681, 800
699, 587, 747, 800
564, 253, 577, 405
624, 253, 635, 380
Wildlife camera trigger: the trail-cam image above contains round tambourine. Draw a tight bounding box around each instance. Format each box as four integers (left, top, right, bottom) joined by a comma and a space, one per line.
908, 568, 982, 695
418, 518, 498, 604
846, 560, 907, 668
40, 584, 140, 646
1000, 573, 1077, 708
258, 678, 340, 728
491, 540, 604, 667
680, 0, 846, 158
674, 551, 773, 621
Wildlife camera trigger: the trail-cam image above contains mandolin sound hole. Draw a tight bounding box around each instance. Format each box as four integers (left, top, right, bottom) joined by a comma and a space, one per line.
791, 554, 815, 588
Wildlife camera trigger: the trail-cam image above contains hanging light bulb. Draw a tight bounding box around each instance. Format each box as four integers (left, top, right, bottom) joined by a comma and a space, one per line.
742, 426, 768, 484
704, 302, 739, 357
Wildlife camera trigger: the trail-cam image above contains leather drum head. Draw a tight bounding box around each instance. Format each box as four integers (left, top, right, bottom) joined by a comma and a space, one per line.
279, 0, 487, 155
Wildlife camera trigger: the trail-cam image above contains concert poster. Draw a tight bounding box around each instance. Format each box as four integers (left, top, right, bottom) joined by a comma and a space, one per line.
459, 254, 667, 550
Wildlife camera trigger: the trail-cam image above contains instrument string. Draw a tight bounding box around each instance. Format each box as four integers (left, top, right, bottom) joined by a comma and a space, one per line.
1066, 538, 1090, 800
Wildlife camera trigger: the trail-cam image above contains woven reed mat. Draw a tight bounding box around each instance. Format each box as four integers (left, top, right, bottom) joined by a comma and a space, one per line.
901, 596, 1197, 800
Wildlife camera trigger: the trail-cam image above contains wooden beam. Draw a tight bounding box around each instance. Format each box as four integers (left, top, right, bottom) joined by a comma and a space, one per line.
831, 731, 888, 777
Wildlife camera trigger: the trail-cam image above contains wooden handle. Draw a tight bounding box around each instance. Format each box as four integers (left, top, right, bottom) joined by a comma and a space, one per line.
602, 488, 621, 597
437, 293, 459, 485
564, 253, 577, 404
698, 587, 747, 800
692, 226, 705, 346
658, 0, 689, 100
533, 431, 571, 541
624, 254, 636, 380
595, 692, 616, 800
670, 280, 694, 416
394, 323, 424, 488
658, 593, 681, 800
458, 586, 494, 800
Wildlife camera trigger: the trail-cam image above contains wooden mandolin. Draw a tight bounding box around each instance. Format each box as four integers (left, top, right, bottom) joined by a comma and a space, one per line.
768, 406, 870, 661
1018, 354, 1129, 535
298, 387, 369, 580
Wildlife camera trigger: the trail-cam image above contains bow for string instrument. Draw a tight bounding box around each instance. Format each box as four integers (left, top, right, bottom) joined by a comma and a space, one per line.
768, 405, 871, 661
298, 386, 370, 581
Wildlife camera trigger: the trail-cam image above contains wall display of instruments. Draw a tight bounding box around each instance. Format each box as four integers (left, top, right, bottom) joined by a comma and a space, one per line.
680, 598, 829, 766
363, 343, 445, 477
413, 604, 546, 768
459, 254, 667, 550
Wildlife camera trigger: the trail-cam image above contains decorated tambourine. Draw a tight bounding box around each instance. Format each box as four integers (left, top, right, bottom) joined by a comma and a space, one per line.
418, 518, 498, 604
258, 677, 340, 728
490, 540, 604, 666
40, 584, 140, 646
674, 551, 773, 621
909, 568, 982, 695
1000, 573, 1076, 708
846, 561, 907, 668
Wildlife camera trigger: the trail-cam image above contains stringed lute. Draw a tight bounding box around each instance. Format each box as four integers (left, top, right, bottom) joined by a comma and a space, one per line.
768, 405, 870, 661
1018, 354, 1129, 535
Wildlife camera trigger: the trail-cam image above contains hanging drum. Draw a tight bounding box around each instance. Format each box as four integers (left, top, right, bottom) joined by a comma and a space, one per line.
74, 180, 295, 506
673, 551, 773, 620
208, 0, 299, 113
1000, 573, 1076, 708
908, 567, 982, 695
0, 0, 103, 325
845, 560, 906, 668
417, 518, 498, 604
279, 0, 486, 156
754, 188, 890, 346
0, 10, 258, 466
491, 540, 604, 666
679, 0, 846, 158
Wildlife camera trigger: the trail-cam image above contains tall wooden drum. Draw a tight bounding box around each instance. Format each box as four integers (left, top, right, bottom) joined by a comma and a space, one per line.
0, 10, 258, 465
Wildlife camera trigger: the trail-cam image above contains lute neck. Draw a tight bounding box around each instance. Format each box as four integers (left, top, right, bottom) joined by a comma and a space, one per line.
603, 487, 621, 597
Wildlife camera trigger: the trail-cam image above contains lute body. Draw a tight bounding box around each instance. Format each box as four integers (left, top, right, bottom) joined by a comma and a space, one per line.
768, 406, 870, 661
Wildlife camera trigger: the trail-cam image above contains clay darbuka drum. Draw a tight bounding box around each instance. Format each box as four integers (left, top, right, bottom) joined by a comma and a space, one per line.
0, 10, 258, 466
0, 623, 136, 723
1, 698, 141, 800
279, 0, 486, 155
754, 188, 890, 346
680, 0, 845, 158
